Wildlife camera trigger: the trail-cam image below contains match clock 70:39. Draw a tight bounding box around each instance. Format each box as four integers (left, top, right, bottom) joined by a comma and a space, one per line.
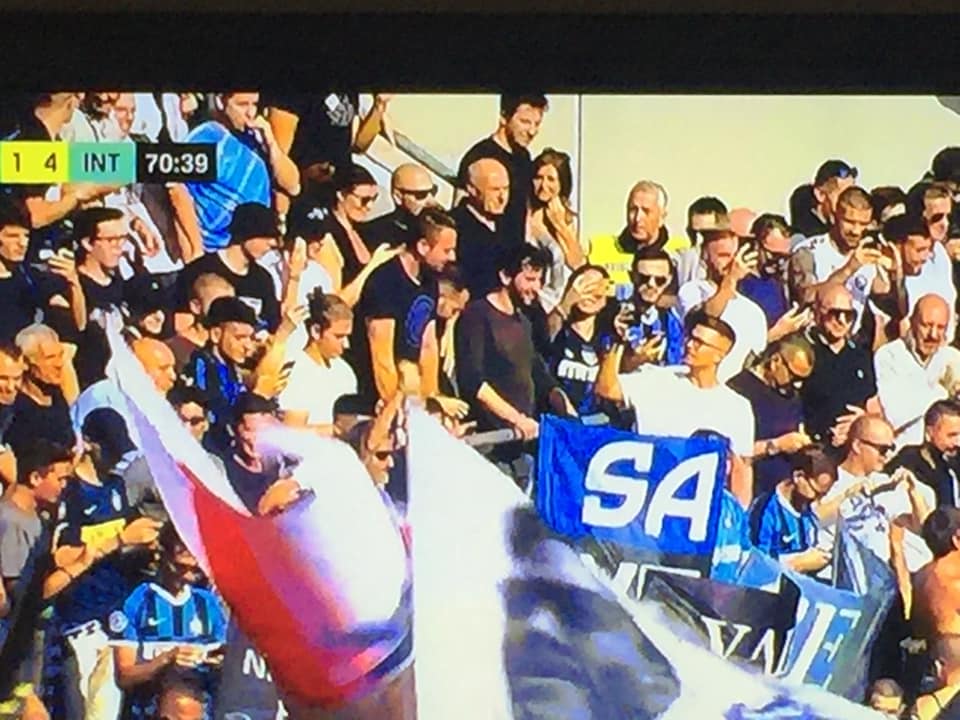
135, 143, 217, 183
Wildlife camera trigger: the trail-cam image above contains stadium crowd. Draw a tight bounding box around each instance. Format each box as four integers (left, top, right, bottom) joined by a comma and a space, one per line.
3, 91, 960, 719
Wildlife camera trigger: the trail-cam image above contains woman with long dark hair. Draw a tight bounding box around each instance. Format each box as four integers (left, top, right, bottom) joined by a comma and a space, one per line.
548, 264, 613, 416
528, 149, 586, 315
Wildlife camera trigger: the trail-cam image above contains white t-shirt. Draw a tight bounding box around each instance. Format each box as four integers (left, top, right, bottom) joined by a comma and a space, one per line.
874, 337, 960, 448
817, 467, 935, 578
277, 349, 357, 425
676, 279, 768, 382
619, 366, 755, 457
905, 242, 957, 342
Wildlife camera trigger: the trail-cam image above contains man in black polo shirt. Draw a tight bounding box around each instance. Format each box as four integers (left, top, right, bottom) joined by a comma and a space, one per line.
886, 399, 960, 508
449, 157, 511, 300
362, 163, 438, 248
456, 94, 548, 247
354, 207, 458, 405
799, 282, 881, 448
728, 334, 816, 495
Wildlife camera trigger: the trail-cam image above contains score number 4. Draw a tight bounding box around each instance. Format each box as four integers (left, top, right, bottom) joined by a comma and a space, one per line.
1, 142, 68, 184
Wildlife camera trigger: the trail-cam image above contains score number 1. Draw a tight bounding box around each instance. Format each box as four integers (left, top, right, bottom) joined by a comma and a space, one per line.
1, 142, 68, 184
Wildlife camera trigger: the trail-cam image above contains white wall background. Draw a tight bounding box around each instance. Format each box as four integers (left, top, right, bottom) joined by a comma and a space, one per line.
381, 94, 960, 243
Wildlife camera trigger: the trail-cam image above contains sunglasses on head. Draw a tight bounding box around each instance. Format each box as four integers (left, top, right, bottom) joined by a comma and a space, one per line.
398, 185, 438, 201
635, 272, 670, 288
824, 307, 856, 324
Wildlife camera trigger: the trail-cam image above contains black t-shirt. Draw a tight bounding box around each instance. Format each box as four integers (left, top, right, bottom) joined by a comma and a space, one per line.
454, 297, 558, 433
351, 258, 438, 401
799, 330, 877, 444
5, 388, 75, 459
886, 444, 960, 508
360, 208, 414, 249
263, 92, 359, 172
449, 202, 510, 301
176, 252, 280, 333
457, 137, 531, 248
727, 370, 806, 496
79, 272, 125, 313
0, 265, 59, 343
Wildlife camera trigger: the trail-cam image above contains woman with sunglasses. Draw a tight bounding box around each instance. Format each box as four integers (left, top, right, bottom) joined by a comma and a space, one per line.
527, 149, 585, 317
307, 163, 385, 291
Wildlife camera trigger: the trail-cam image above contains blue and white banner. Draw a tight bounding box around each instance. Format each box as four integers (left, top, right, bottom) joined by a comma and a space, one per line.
536, 415, 727, 572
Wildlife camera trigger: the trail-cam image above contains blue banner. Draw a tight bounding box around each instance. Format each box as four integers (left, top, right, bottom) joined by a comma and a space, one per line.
537, 415, 727, 569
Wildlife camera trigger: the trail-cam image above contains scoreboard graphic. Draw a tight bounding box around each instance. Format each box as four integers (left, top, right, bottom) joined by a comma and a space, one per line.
0, 141, 217, 184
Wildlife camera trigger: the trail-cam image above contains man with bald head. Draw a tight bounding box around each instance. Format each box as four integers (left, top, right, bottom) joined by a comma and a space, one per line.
450, 157, 513, 299
813, 413, 934, 581
800, 282, 880, 445
130, 336, 177, 394
875, 293, 960, 448
728, 333, 816, 495
362, 163, 439, 248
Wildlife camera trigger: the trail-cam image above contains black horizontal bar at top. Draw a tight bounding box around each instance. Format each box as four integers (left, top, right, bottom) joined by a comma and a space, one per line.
2, 13, 959, 93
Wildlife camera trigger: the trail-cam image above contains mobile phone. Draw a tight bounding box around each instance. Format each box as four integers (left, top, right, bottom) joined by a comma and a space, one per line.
30, 248, 56, 273
738, 236, 758, 254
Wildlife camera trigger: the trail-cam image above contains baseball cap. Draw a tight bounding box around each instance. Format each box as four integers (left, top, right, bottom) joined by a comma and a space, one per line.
932, 147, 960, 183
697, 211, 738, 240
124, 274, 167, 317
286, 195, 329, 243
204, 296, 258, 329
814, 160, 858, 187
228, 203, 280, 245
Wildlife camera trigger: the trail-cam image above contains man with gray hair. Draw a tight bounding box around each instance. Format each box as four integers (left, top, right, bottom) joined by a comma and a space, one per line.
450, 157, 512, 300
5, 323, 77, 460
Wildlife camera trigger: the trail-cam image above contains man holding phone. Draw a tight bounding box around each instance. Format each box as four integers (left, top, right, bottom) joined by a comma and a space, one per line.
111, 523, 227, 720
0, 198, 86, 343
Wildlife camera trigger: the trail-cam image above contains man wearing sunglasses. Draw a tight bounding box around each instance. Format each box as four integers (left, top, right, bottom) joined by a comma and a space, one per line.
738, 214, 793, 330
813, 414, 933, 581
602, 245, 684, 371
362, 163, 438, 249
800, 283, 880, 447
875, 294, 960, 450
728, 334, 816, 496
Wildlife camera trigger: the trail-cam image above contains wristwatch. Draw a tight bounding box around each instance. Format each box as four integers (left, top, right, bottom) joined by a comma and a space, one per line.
764, 440, 778, 456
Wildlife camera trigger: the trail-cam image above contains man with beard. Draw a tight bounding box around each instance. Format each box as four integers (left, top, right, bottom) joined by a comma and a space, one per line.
728, 335, 816, 495
362, 163, 439, 248
789, 185, 888, 332
0, 198, 86, 343
874, 293, 960, 449
456, 244, 574, 489
456, 94, 548, 247
886, 399, 960, 508
182, 297, 258, 446
354, 207, 458, 404
599, 245, 684, 371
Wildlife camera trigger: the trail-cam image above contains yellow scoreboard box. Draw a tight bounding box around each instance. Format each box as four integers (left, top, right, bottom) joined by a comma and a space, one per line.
0, 141, 69, 184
